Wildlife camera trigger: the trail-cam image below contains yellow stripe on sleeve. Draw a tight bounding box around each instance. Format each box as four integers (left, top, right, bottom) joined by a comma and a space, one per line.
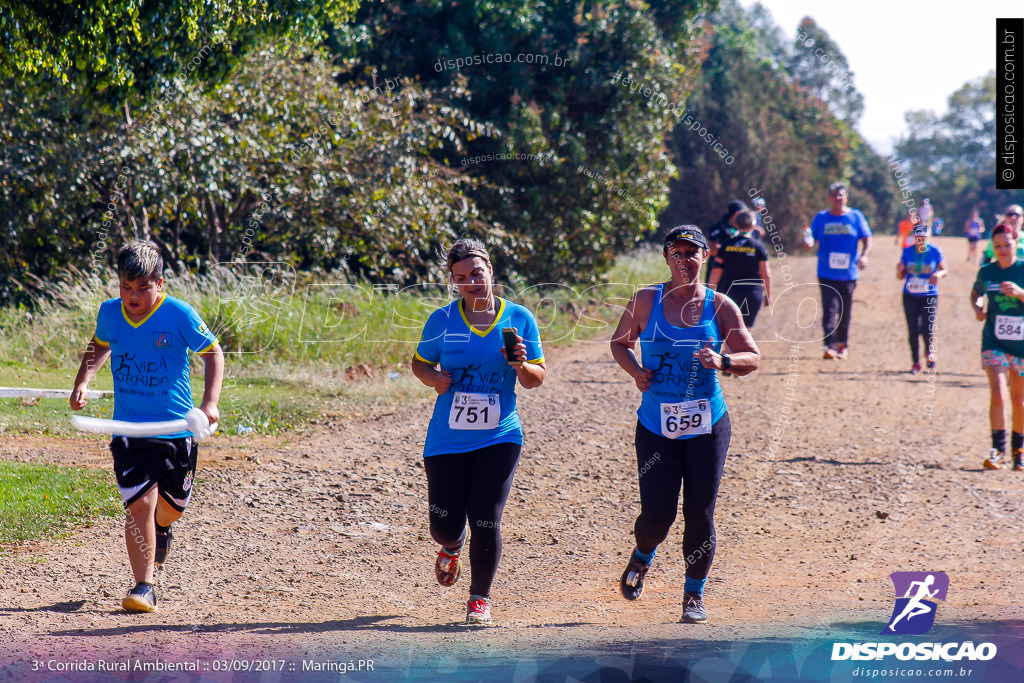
197, 340, 219, 355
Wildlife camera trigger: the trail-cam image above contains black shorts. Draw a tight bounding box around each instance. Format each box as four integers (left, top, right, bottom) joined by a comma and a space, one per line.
109, 436, 198, 510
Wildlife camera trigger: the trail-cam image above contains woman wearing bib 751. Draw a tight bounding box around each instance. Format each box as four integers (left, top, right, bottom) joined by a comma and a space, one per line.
972, 223, 1024, 472
411, 238, 546, 624
610, 226, 759, 624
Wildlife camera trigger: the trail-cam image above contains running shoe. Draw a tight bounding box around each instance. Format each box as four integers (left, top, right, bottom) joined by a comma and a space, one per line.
619, 548, 653, 601
822, 346, 837, 360
465, 596, 492, 624
983, 449, 1005, 470
122, 582, 157, 613
910, 363, 921, 375
681, 592, 707, 623
926, 354, 936, 370
836, 345, 848, 360
1013, 454, 1023, 471
435, 544, 463, 587
154, 524, 173, 566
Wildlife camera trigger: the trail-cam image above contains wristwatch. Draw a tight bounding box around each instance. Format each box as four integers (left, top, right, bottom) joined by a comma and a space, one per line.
721, 353, 732, 372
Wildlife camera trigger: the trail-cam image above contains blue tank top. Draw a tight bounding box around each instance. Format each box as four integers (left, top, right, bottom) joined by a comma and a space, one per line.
637, 285, 727, 439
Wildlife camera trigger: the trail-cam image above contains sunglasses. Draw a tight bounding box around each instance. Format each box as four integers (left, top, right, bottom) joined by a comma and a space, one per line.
1007, 212, 1021, 217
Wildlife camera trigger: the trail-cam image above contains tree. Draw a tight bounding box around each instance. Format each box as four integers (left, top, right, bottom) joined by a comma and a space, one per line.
787, 17, 863, 125
895, 73, 1024, 234
0, 47, 497, 305
661, 1, 865, 248
338, 0, 713, 283
0, 0, 359, 107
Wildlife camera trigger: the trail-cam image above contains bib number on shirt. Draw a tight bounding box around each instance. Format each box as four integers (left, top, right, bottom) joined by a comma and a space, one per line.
995, 315, 1024, 341
660, 399, 712, 439
449, 392, 501, 430
906, 277, 931, 295
828, 252, 851, 270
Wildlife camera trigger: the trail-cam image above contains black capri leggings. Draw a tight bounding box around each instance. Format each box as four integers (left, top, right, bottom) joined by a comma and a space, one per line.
902, 293, 937, 364
633, 413, 731, 580
424, 442, 521, 597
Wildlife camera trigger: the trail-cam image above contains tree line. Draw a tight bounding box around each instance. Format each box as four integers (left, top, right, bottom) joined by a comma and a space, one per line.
1, 0, 999, 308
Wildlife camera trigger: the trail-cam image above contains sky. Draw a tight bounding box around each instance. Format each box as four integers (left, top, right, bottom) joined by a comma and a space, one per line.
742, 0, 1014, 155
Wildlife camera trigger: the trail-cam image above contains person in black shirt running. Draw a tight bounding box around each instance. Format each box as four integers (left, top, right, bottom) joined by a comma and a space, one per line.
708, 210, 772, 328
704, 200, 746, 282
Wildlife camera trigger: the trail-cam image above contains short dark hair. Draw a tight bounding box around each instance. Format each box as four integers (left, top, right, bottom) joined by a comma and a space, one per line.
117, 241, 163, 282
828, 182, 847, 195
726, 200, 747, 215
734, 210, 754, 229
445, 238, 490, 272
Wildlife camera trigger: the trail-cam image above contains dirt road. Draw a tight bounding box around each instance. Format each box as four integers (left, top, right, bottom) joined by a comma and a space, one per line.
1, 237, 1021, 681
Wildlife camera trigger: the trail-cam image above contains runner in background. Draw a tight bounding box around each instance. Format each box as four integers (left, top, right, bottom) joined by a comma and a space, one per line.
972, 223, 1024, 471
804, 182, 872, 360
708, 210, 772, 329
895, 210, 918, 250
897, 225, 946, 374
704, 200, 745, 282
919, 198, 933, 229
751, 197, 766, 239
965, 210, 985, 265
983, 205, 1024, 264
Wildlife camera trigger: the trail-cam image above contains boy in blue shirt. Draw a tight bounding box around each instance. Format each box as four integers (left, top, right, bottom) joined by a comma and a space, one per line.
70, 242, 223, 612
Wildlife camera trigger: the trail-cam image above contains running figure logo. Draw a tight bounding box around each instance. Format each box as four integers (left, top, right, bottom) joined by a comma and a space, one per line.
884, 571, 948, 634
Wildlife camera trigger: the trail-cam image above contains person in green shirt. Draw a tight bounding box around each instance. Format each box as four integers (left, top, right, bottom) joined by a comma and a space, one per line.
972, 223, 1024, 471
981, 204, 1024, 264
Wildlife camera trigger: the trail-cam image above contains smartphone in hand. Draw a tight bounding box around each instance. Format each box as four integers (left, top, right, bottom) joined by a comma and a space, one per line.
502, 327, 522, 366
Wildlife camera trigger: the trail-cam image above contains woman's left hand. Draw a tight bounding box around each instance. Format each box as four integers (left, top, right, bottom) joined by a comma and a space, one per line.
1000, 281, 1023, 298
695, 340, 722, 370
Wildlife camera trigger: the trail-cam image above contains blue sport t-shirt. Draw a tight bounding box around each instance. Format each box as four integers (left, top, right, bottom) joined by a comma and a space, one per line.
900, 244, 944, 297
810, 208, 872, 281
94, 293, 218, 437
414, 298, 544, 458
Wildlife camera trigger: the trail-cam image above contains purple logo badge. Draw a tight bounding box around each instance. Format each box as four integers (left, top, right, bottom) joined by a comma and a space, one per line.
884, 571, 948, 634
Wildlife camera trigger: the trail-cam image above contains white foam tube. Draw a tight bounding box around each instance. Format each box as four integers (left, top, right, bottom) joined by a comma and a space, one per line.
71, 407, 218, 441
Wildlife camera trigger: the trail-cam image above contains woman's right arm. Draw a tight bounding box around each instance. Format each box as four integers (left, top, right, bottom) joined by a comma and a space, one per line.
970, 288, 986, 321
610, 289, 654, 392
411, 357, 452, 395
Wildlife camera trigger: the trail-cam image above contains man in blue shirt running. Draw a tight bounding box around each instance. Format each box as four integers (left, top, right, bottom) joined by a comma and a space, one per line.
804, 182, 873, 360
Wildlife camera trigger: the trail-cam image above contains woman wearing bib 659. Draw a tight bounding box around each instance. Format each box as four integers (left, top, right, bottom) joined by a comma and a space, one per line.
972, 223, 1024, 472
610, 226, 759, 623
411, 238, 546, 624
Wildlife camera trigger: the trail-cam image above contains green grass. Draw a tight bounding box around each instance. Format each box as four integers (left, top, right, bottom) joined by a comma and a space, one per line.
0, 247, 671, 437
0, 461, 121, 545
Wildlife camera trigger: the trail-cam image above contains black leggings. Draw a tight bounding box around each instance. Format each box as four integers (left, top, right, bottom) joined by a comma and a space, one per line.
902, 293, 937, 364
819, 277, 857, 347
424, 442, 521, 597
633, 413, 731, 580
